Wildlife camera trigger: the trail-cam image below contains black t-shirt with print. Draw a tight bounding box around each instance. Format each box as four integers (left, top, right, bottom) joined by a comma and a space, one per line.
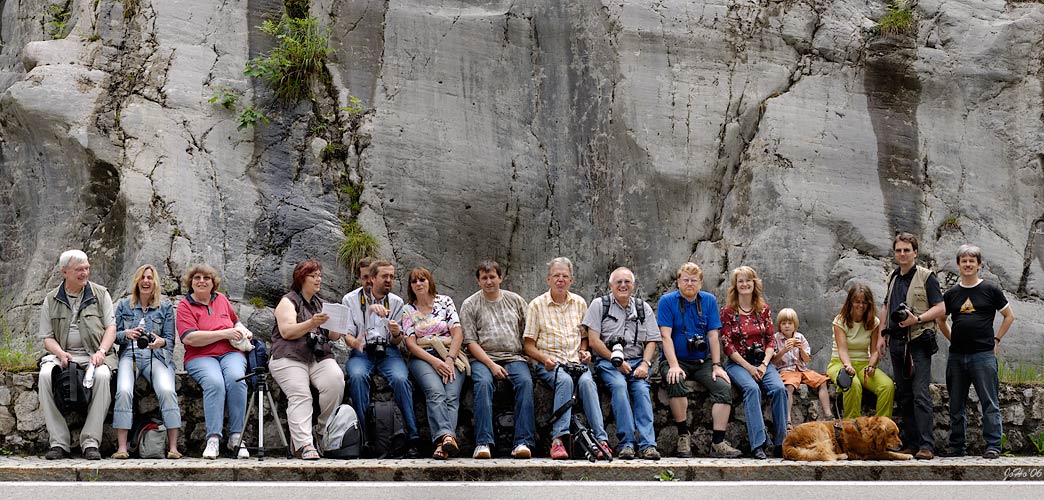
943, 280, 1008, 354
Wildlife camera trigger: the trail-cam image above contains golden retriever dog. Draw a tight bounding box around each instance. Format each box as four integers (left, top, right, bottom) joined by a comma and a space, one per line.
782, 416, 913, 461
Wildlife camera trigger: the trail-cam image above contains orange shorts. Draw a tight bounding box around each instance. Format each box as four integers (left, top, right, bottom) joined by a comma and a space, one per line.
779, 369, 829, 389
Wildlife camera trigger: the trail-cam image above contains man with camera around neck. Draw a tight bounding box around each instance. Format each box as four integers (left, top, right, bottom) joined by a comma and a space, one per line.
582, 267, 662, 460
880, 232, 946, 460
341, 259, 420, 457
523, 257, 611, 459
37, 250, 118, 460
657, 262, 742, 458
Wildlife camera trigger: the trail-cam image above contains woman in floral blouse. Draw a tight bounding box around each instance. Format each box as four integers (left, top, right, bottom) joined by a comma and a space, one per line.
402, 267, 466, 459
720, 266, 788, 459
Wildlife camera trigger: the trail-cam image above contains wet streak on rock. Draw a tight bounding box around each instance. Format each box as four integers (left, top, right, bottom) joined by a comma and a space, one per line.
866, 35, 923, 236
82, 158, 126, 287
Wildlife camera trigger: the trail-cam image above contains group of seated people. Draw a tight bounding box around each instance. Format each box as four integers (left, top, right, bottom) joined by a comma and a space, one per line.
36, 236, 1012, 461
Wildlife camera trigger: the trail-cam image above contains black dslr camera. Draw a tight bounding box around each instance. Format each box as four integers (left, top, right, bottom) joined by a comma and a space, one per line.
687, 334, 708, 354
135, 332, 157, 349
365, 333, 388, 357
744, 343, 766, 366
891, 302, 913, 323
306, 331, 329, 358
559, 361, 588, 377
605, 338, 626, 367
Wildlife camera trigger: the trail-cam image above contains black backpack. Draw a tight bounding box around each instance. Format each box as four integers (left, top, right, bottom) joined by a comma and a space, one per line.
492, 410, 516, 457
600, 295, 646, 324
51, 361, 91, 415
366, 400, 407, 458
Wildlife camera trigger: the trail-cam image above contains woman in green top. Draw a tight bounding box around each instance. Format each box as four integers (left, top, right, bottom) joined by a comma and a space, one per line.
827, 283, 895, 418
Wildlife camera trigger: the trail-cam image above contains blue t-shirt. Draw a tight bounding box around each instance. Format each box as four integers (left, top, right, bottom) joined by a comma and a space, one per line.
656, 290, 722, 361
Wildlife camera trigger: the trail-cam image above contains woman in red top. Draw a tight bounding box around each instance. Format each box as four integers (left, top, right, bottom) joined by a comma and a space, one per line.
176, 264, 251, 459
720, 266, 788, 459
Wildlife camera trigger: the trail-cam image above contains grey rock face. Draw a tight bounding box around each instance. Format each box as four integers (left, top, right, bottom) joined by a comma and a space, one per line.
0, 0, 1042, 383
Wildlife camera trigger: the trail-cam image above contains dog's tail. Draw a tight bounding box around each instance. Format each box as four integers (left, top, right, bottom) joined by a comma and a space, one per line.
782, 445, 836, 461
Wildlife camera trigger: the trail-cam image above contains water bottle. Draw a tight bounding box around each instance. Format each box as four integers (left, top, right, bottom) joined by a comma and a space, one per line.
84, 363, 96, 389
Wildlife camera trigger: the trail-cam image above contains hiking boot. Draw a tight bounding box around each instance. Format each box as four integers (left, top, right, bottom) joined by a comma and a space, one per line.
472, 444, 492, 459
676, 433, 692, 458
638, 446, 661, 460
511, 444, 531, 459
752, 446, 767, 460
82, 447, 101, 460
44, 447, 68, 460
982, 449, 1000, 460
915, 448, 934, 460
710, 439, 742, 458
549, 438, 569, 460
617, 445, 635, 460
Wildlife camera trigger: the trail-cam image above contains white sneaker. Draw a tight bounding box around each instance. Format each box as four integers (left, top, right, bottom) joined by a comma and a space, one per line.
228, 433, 249, 459
511, 443, 531, 459
472, 444, 491, 459
203, 437, 220, 459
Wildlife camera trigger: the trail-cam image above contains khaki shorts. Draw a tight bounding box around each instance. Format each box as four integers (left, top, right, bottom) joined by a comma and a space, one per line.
778, 368, 829, 389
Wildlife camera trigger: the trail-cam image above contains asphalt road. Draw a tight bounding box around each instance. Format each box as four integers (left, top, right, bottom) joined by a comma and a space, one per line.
1, 481, 1041, 500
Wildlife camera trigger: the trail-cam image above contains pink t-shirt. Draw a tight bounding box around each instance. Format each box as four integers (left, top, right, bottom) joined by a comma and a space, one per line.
176, 292, 239, 364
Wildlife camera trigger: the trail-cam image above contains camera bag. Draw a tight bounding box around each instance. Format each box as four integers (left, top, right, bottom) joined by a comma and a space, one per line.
51, 361, 91, 415
136, 420, 167, 459
366, 399, 407, 458
322, 404, 362, 459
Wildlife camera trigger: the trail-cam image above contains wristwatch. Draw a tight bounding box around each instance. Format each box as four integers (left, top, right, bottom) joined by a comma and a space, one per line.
712, 361, 723, 368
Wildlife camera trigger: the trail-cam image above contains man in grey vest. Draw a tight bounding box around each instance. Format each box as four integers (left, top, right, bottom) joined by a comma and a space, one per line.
881, 233, 946, 460
37, 250, 117, 460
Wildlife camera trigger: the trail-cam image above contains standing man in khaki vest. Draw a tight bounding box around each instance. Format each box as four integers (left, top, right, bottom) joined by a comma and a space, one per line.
37, 250, 118, 460
881, 233, 945, 460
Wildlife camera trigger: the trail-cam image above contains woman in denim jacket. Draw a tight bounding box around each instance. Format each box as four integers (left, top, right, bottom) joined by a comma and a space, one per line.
111, 264, 182, 459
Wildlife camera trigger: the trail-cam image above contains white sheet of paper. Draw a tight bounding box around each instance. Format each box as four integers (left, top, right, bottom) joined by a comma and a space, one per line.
321, 302, 351, 334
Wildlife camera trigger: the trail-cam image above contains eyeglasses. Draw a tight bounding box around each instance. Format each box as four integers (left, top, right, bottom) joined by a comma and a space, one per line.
410, 277, 428, 283
679, 278, 701, 284
611, 279, 633, 286
307, 273, 322, 279
192, 276, 212, 282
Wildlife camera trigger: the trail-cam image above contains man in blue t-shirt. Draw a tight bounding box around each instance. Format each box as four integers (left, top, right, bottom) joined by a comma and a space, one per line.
657, 262, 741, 458
938, 244, 1015, 459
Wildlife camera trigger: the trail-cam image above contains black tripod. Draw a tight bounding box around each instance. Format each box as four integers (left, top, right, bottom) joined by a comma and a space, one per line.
235, 367, 291, 460
549, 362, 611, 462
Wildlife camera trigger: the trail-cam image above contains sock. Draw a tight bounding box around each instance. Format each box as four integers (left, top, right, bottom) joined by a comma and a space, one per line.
712, 430, 726, 444
675, 421, 688, 436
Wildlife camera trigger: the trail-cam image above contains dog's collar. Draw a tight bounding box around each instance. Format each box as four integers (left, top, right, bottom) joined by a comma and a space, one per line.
832, 419, 862, 454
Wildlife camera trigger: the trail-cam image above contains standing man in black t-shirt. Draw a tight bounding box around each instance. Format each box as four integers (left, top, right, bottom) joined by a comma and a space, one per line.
938, 244, 1015, 459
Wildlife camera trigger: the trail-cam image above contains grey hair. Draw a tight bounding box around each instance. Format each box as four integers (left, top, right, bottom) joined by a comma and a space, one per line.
546, 257, 574, 276
956, 244, 982, 265
58, 250, 89, 270
608, 267, 635, 285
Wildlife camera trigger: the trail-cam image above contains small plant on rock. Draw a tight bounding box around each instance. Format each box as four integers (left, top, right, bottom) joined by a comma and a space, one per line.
1029, 432, 1044, 456
208, 87, 241, 111
655, 469, 678, 481
45, 3, 72, 40
337, 221, 378, 271
878, 0, 915, 36
244, 15, 331, 103
238, 106, 270, 130
1000, 433, 1015, 457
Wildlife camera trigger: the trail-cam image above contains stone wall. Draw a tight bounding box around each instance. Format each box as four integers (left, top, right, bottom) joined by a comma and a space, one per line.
2, 368, 1043, 457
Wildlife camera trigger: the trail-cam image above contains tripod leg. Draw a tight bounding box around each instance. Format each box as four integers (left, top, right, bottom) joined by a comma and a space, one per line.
239, 391, 257, 456
257, 385, 266, 461
265, 389, 291, 458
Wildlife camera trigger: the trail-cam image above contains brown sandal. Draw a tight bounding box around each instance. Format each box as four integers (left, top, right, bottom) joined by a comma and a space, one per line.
441, 435, 459, 457
432, 442, 448, 460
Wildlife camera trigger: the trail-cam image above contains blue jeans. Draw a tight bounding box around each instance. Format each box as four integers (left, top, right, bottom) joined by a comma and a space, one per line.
471, 360, 535, 448
408, 357, 465, 441
533, 363, 607, 441
594, 358, 655, 450
113, 350, 181, 430
725, 362, 788, 448
345, 348, 419, 440
946, 350, 1002, 452
184, 352, 247, 438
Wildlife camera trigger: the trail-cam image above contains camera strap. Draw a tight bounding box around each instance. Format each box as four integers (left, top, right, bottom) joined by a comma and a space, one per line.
359, 291, 390, 331
601, 295, 643, 346
678, 293, 703, 340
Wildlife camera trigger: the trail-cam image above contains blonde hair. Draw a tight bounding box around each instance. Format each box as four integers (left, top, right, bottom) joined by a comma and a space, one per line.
130, 264, 162, 309
726, 266, 766, 313
676, 262, 703, 279
776, 308, 799, 330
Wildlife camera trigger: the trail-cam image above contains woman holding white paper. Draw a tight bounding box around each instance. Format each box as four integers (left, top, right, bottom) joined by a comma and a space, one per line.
269, 259, 346, 460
